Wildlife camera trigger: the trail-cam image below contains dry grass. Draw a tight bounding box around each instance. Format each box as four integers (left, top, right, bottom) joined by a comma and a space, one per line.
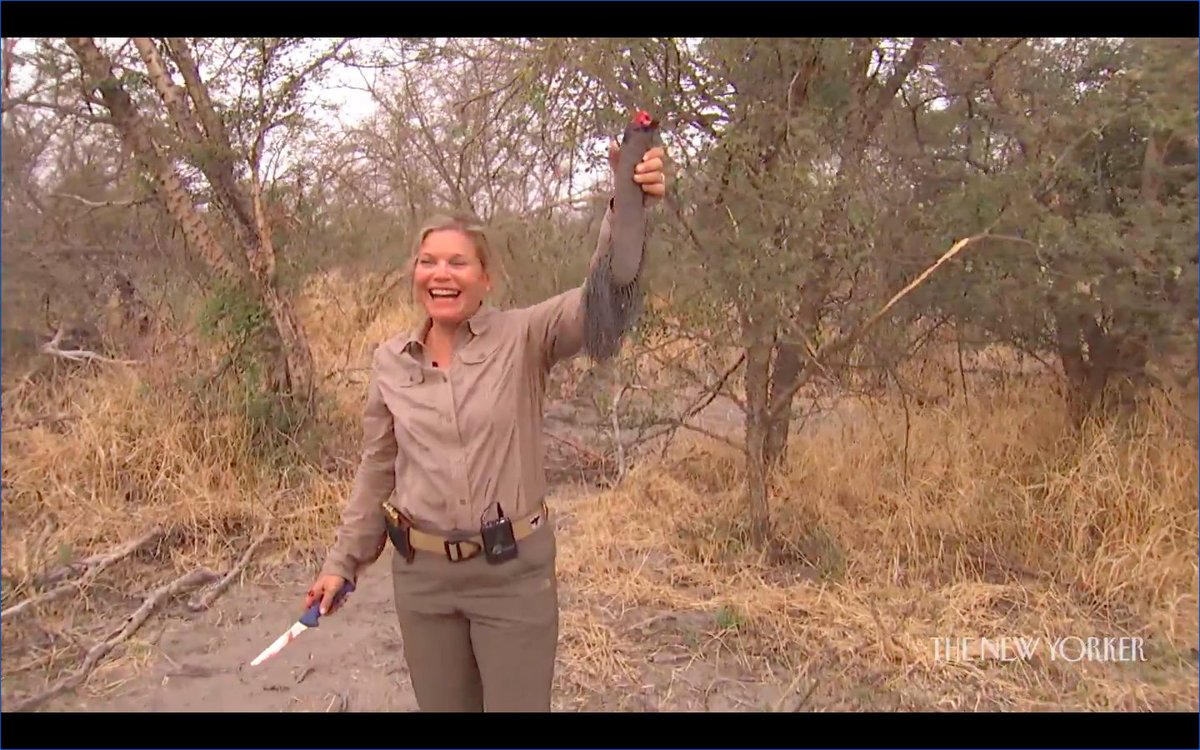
0, 366, 342, 580
0, 274, 401, 696
293, 269, 423, 414
553, 383, 1199, 711
2, 269, 1195, 711
0, 271, 423, 592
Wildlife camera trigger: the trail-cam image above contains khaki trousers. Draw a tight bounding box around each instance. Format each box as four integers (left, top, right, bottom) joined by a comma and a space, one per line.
390, 523, 558, 712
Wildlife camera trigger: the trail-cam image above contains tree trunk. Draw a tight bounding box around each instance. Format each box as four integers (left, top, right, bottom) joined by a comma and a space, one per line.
70, 37, 313, 402
1055, 310, 1102, 425
1055, 311, 1149, 426
758, 41, 930, 467
764, 341, 804, 469
742, 307, 775, 548
258, 283, 314, 399
66, 38, 240, 280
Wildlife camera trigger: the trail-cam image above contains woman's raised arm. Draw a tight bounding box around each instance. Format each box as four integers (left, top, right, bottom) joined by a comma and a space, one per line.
524, 136, 668, 371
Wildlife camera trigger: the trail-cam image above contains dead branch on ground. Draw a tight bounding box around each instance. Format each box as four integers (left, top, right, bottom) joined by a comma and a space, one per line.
187, 522, 273, 611
2, 527, 164, 623
1, 413, 75, 434
40, 327, 140, 366
7, 568, 218, 712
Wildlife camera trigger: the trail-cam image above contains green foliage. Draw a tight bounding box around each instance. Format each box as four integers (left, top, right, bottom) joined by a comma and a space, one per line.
976, 42, 1192, 386
199, 279, 268, 344
195, 281, 307, 463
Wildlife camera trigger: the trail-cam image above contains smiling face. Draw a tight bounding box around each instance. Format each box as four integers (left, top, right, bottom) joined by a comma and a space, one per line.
411, 226, 491, 327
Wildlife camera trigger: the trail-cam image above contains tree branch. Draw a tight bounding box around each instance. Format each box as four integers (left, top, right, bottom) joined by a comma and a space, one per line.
7, 568, 218, 712
40, 326, 140, 366
0, 95, 113, 124
1, 527, 164, 623
768, 227, 1034, 422
50, 192, 149, 209
187, 522, 272, 611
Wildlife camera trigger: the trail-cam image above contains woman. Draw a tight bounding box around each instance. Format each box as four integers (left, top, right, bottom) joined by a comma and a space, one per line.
305, 137, 668, 712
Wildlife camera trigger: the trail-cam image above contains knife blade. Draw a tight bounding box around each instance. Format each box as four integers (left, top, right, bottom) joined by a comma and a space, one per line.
249, 580, 354, 667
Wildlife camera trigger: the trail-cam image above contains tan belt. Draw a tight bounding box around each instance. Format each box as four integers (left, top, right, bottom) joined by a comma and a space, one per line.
382, 501, 549, 562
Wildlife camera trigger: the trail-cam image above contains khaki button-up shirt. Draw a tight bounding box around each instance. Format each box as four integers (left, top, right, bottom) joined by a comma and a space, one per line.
320, 207, 614, 582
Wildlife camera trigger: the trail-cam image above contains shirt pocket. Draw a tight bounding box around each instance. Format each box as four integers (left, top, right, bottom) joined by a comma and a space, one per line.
376, 364, 429, 448
457, 335, 503, 366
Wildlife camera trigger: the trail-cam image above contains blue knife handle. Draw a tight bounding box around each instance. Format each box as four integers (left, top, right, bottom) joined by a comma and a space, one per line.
299, 580, 355, 628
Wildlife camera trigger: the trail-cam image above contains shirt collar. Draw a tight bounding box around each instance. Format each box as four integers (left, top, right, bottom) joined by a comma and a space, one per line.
401, 304, 497, 356
465, 303, 497, 335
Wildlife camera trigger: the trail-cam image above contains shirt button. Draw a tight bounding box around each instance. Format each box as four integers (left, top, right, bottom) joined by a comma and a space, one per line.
458, 498, 467, 506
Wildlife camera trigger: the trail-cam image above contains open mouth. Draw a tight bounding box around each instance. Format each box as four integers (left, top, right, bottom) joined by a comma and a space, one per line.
428, 288, 461, 300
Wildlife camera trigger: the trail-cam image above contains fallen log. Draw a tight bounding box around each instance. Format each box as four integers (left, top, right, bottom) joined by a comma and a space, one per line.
2, 527, 164, 623
7, 567, 218, 712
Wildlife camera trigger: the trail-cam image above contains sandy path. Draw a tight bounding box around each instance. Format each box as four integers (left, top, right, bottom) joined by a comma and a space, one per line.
45, 562, 417, 713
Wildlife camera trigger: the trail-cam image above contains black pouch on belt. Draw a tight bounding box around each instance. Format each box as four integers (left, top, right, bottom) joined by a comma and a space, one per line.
480, 504, 518, 564
382, 503, 415, 563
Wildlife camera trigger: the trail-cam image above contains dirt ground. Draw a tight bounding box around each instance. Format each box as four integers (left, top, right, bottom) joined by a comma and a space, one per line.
6, 554, 783, 713
5, 487, 1196, 714
10, 511, 796, 713
3, 491, 811, 713
23, 559, 420, 713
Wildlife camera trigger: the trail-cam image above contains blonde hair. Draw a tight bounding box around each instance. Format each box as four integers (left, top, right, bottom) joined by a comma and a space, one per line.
409, 210, 492, 274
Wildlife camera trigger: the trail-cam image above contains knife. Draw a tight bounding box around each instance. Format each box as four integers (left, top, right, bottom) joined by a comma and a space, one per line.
248, 580, 355, 667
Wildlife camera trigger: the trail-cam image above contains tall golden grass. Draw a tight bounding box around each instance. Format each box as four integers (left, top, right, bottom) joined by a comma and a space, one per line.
2, 269, 1196, 710
555, 383, 1198, 710
1, 270, 422, 593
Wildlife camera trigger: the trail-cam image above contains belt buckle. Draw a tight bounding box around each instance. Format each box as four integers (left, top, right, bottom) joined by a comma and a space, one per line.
443, 536, 481, 562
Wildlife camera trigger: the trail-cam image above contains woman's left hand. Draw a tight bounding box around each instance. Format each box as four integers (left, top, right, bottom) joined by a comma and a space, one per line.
609, 141, 668, 201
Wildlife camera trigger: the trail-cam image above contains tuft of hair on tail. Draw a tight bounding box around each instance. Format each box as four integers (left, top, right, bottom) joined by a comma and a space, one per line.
583, 107, 661, 362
